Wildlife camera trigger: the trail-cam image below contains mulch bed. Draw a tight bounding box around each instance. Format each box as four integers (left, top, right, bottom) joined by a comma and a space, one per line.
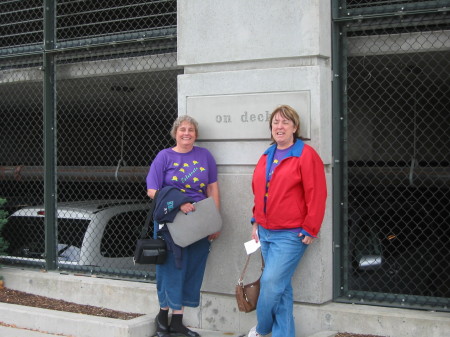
0, 287, 143, 320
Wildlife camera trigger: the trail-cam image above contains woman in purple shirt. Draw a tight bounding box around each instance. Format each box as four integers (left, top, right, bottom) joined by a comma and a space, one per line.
147, 115, 220, 337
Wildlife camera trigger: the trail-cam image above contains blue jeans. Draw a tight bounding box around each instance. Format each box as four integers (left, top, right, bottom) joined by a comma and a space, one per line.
156, 237, 210, 310
256, 226, 308, 337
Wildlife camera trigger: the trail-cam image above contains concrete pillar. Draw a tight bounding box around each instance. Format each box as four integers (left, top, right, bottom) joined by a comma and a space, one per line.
177, 0, 332, 332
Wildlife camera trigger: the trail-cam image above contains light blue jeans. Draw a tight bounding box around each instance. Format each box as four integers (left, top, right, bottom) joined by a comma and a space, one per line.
256, 225, 309, 337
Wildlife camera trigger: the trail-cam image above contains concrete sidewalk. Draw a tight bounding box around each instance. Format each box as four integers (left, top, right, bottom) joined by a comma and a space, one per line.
0, 325, 66, 337
0, 325, 338, 337
0, 325, 248, 337
0, 325, 342, 337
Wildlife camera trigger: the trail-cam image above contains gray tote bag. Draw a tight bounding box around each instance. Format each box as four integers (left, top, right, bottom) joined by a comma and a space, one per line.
166, 197, 222, 247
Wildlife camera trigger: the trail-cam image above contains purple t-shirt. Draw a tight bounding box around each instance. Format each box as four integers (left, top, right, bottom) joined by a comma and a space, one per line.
264, 146, 292, 208
267, 146, 292, 181
146, 146, 218, 202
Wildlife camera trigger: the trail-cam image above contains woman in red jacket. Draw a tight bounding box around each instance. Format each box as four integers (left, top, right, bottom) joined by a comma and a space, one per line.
248, 105, 327, 337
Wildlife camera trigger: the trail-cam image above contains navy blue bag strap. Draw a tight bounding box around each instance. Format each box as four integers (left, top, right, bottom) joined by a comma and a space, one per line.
139, 189, 160, 239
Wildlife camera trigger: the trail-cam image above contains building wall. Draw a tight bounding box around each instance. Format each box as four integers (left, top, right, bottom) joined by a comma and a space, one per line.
177, 0, 333, 305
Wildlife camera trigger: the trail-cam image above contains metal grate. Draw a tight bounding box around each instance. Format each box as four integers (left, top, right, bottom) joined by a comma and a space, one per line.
0, 0, 179, 279
0, 1, 176, 53
334, 2, 450, 310
342, 0, 446, 10
57, 0, 176, 42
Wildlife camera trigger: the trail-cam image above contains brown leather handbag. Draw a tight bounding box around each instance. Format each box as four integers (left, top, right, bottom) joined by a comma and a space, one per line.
235, 253, 264, 313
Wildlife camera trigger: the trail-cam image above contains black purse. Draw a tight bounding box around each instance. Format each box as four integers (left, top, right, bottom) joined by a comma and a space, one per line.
133, 191, 167, 265
133, 237, 166, 265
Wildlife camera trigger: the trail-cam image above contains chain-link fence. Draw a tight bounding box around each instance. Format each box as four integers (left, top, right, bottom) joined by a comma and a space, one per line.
2, 0, 449, 309
0, 1, 179, 279
334, 1, 449, 310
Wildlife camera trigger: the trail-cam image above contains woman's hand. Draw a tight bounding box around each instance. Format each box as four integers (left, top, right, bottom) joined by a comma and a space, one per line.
299, 233, 315, 245
180, 202, 195, 214
147, 189, 157, 199
208, 231, 221, 241
251, 223, 259, 243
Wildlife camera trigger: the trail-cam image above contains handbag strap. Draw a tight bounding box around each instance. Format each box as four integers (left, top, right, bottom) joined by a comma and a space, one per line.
238, 252, 265, 285
139, 189, 160, 239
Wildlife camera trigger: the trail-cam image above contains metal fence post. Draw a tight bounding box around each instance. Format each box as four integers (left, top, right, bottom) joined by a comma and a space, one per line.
43, 0, 57, 270
331, 0, 345, 300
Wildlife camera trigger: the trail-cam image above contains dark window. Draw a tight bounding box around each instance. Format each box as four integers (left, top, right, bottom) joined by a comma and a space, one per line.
100, 209, 149, 258
2, 216, 90, 258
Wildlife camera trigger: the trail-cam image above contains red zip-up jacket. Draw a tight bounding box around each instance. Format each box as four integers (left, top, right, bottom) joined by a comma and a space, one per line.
252, 139, 327, 237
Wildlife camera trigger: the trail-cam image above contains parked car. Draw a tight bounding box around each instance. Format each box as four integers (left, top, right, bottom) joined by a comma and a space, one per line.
0, 199, 152, 270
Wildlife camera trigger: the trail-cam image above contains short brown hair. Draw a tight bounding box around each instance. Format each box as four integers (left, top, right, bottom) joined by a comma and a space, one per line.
269, 105, 301, 142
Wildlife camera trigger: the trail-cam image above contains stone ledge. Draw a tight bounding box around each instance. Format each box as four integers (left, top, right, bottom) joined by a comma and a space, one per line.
0, 302, 152, 337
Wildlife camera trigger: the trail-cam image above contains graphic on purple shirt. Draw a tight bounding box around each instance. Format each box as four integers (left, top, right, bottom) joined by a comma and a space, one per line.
146, 146, 218, 202
264, 145, 292, 205
268, 146, 292, 182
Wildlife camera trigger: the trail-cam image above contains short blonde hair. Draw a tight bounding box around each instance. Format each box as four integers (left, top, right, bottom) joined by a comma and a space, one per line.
170, 115, 199, 140
269, 105, 301, 142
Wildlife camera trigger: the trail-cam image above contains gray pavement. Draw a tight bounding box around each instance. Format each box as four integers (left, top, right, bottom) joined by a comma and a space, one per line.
0, 326, 339, 337
0, 325, 65, 337
0, 325, 249, 337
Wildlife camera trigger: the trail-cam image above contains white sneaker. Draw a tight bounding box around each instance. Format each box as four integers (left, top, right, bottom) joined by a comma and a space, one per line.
248, 325, 264, 337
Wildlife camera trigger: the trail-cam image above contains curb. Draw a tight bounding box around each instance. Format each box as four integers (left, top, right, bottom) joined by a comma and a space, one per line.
306, 332, 338, 337
0, 302, 152, 337
0, 302, 249, 337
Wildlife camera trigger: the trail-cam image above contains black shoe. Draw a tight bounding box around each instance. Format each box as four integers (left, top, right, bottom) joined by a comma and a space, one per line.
155, 332, 170, 337
155, 331, 170, 337
155, 314, 170, 337
169, 327, 200, 337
